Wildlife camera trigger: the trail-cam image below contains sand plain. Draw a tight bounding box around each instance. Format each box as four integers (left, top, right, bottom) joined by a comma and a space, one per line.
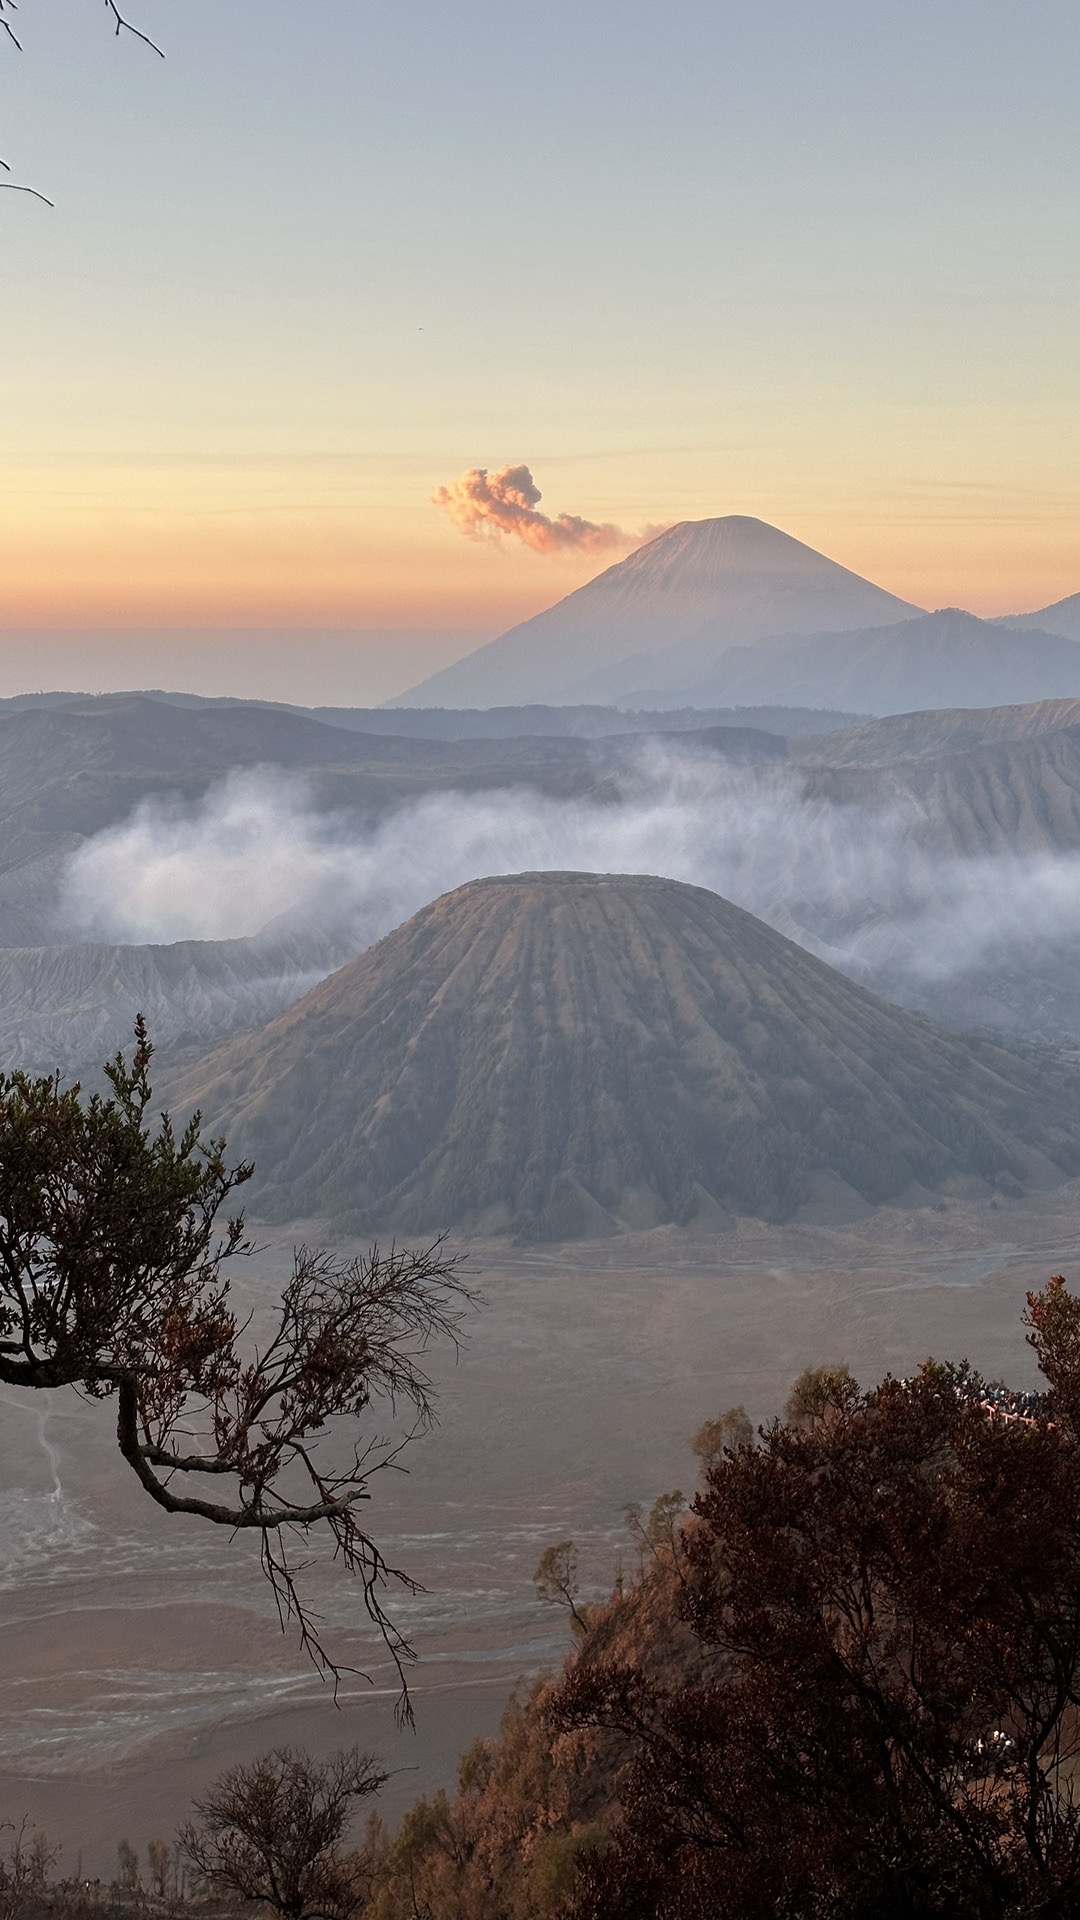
2, 1189, 1080, 1873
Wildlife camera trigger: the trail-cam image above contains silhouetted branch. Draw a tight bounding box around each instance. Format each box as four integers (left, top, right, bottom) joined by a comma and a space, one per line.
104, 0, 164, 58
0, 168, 54, 207
180, 1747, 389, 1920
1, 0, 164, 209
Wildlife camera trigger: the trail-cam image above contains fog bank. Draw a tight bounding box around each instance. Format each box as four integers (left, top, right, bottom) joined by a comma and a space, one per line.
60, 753, 1080, 997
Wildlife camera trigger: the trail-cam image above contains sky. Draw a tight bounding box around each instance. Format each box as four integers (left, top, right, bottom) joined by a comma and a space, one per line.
1, 0, 1078, 700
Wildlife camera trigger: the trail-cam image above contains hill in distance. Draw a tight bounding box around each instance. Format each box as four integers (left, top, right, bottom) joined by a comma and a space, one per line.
792, 695, 1080, 768
676, 608, 1080, 716
0, 689, 864, 739
393, 518, 921, 708
168, 873, 1080, 1240
999, 591, 1080, 643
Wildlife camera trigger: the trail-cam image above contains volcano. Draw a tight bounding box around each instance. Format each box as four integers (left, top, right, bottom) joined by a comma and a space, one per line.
392, 517, 921, 708
168, 873, 1080, 1239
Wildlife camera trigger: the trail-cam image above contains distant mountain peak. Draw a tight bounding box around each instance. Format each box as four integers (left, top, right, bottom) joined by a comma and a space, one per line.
390, 516, 922, 708
608, 514, 863, 571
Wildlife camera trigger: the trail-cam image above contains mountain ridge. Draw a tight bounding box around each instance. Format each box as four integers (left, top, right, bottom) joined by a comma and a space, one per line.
662, 608, 1080, 715
999, 591, 1080, 643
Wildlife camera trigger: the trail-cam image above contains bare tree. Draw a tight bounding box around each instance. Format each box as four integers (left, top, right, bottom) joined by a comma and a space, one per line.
180, 1748, 387, 1920
0, 1022, 469, 1704
1, 0, 164, 204
113, 1839, 140, 1899
0, 0, 162, 57
0, 1819, 58, 1920
534, 1539, 587, 1632
146, 1838, 171, 1901
101, 2, 164, 57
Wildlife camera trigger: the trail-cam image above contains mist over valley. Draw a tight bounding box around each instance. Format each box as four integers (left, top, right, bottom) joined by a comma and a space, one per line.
6, 679, 1080, 1078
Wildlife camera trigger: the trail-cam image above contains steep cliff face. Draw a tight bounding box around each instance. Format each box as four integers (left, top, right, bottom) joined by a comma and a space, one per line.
0, 928, 349, 1076
169, 872, 1080, 1237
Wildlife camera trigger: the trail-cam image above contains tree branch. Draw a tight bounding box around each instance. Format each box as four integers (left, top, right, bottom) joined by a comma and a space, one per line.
0, 165, 53, 209
103, 1, 164, 57
0, 1031, 470, 1714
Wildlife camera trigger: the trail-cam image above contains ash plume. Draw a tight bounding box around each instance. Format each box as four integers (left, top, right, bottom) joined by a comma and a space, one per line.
432, 463, 640, 554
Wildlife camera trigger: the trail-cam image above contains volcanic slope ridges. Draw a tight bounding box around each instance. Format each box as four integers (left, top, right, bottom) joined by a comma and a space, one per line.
0, 928, 349, 1077
169, 873, 1080, 1240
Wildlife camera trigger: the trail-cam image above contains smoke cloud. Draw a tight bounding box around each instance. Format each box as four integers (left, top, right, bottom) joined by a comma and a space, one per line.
58, 755, 1080, 1029
432, 464, 645, 554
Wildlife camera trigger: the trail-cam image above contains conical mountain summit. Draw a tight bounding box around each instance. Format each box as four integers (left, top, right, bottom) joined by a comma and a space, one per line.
168, 872, 1080, 1240
392, 516, 921, 708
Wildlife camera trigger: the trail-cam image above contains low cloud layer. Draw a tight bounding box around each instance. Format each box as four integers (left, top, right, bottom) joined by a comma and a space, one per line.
58, 756, 1080, 1023
60, 759, 873, 950
432, 463, 640, 555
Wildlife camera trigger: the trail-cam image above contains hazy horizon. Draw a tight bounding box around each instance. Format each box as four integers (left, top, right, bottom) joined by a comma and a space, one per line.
0, 519, 1075, 707
0, 627, 491, 706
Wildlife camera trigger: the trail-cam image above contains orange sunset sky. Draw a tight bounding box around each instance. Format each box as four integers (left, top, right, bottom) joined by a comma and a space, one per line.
2, 0, 1077, 699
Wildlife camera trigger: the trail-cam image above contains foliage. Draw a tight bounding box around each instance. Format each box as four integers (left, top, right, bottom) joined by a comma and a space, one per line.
363, 1301, 1080, 1917
146, 1838, 174, 1900
180, 1748, 388, 1920
689, 1404, 753, 1469
783, 1358, 854, 1426
0, 1023, 469, 1696
623, 1492, 685, 1569
365, 1531, 708, 1918
0, 1821, 57, 1920
365, 1682, 611, 1920
553, 1279, 1080, 1918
